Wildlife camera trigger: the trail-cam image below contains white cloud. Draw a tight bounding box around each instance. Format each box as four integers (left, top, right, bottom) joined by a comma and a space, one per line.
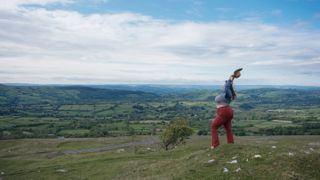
0, 6, 320, 85
0, 0, 73, 10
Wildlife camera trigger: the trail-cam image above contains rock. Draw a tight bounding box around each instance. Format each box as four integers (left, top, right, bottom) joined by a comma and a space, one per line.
235, 168, 241, 172
288, 152, 294, 156
146, 147, 152, 151
272, 146, 276, 149
208, 159, 215, 163
246, 158, 249, 162
223, 167, 229, 173
232, 155, 238, 159
310, 148, 314, 151
254, 154, 262, 158
56, 169, 67, 173
304, 151, 310, 154
116, 148, 125, 153
228, 160, 238, 164
1, 172, 4, 175
308, 142, 320, 146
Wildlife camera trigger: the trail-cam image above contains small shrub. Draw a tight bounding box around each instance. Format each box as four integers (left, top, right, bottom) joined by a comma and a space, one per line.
160, 119, 194, 150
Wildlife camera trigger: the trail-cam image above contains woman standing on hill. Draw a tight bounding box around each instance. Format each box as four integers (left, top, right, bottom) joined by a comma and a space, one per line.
211, 68, 242, 149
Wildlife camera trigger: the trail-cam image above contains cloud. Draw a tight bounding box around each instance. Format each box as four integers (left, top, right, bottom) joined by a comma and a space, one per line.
0, 0, 74, 10
0, 5, 320, 85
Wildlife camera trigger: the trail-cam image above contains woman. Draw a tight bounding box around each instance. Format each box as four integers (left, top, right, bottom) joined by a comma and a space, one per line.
211, 68, 242, 149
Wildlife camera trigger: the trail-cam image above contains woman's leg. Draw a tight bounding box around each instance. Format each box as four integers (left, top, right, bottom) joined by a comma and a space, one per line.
223, 107, 234, 144
211, 113, 224, 147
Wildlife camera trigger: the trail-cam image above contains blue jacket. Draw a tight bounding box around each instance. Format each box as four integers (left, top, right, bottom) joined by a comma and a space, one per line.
224, 79, 236, 103
214, 79, 236, 105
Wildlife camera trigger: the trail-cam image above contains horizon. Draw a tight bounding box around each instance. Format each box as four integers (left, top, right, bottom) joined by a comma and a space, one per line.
2, 82, 320, 88
1, 0, 320, 86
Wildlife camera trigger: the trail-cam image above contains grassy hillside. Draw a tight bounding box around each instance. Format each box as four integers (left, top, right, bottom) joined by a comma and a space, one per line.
0, 135, 319, 179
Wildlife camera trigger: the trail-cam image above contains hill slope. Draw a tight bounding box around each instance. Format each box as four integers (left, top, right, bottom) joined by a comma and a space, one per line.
0, 135, 319, 179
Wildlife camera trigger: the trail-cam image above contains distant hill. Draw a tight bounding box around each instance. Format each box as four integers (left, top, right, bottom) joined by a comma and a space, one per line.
60, 84, 320, 94
3, 83, 320, 95
0, 84, 159, 105
237, 88, 320, 108
1, 83, 320, 108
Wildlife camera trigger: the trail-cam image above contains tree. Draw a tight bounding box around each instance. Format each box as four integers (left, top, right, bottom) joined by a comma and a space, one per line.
160, 119, 194, 150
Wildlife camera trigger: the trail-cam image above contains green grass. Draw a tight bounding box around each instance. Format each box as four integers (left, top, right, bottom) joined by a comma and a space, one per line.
255, 121, 300, 128
234, 120, 262, 127
56, 137, 135, 150
2, 86, 320, 138
234, 119, 300, 130
0, 135, 319, 179
58, 129, 90, 136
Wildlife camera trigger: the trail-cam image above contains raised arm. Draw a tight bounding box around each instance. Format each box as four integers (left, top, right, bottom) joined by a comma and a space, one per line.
224, 68, 242, 101
224, 78, 235, 102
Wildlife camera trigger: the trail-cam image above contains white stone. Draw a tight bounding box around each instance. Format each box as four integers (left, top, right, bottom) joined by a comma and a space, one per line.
254, 154, 262, 158
304, 151, 310, 154
223, 167, 229, 173
272, 146, 276, 149
232, 156, 238, 159
208, 159, 215, 163
228, 160, 238, 164
56, 169, 67, 173
117, 148, 125, 153
235, 168, 241, 172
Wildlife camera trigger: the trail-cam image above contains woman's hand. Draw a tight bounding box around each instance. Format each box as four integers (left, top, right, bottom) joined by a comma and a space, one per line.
229, 75, 235, 81
233, 68, 242, 79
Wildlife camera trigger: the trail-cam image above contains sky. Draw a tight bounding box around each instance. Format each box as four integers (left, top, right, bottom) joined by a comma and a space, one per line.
0, 0, 320, 86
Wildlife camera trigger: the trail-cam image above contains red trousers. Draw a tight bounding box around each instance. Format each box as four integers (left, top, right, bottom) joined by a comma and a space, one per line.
211, 106, 234, 147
